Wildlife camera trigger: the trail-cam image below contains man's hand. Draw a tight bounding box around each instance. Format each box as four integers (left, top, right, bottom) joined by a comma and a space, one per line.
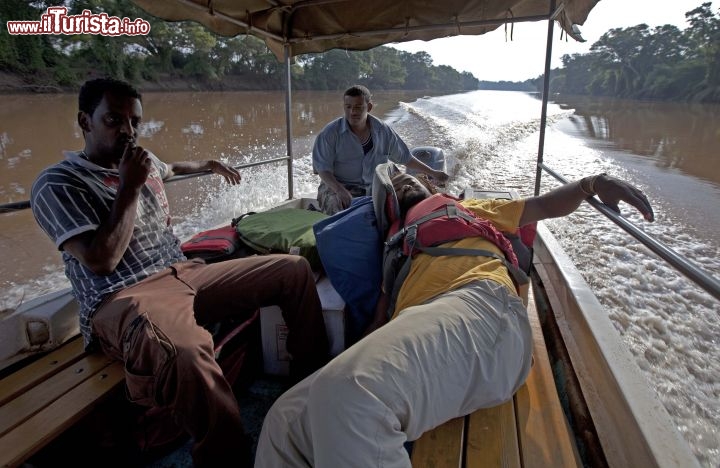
430, 169, 450, 185
119, 144, 152, 191
65, 143, 148, 275
335, 185, 353, 210
593, 174, 654, 222
209, 160, 242, 185
166, 159, 241, 183
406, 157, 450, 186
520, 173, 655, 226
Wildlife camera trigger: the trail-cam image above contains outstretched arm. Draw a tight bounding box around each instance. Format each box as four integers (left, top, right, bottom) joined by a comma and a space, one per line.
167, 160, 241, 185
405, 157, 450, 185
519, 173, 654, 226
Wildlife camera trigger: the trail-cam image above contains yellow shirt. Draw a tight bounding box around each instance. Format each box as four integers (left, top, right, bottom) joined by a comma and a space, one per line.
393, 198, 525, 317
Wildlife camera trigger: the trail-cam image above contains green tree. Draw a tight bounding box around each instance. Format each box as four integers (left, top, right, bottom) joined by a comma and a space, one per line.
590, 25, 654, 97
684, 2, 720, 100
547, 2, 719, 103
366, 47, 406, 89
0, 0, 479, 93
0, 1, 57, 74
400, 51, 435, 90
301, 49, 365, 90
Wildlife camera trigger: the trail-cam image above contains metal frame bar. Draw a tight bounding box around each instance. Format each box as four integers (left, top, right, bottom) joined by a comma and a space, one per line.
540, 163, 720, 301
535, 0, 556, 196
0, 157, 290, 214
284, 44, 295, 200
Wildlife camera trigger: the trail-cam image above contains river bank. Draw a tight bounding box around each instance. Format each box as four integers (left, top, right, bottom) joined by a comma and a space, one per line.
0, 70, 529, 95
0, 70, 277, 94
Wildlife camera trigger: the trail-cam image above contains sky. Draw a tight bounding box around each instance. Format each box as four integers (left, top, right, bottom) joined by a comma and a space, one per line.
389, 0, 715, 82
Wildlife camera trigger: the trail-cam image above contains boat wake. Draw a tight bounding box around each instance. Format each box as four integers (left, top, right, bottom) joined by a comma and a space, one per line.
389, 91, 719, 466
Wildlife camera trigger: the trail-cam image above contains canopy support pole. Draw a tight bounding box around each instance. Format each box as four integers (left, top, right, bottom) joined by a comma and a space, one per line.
284, 44, 294, 199
534, 0, 556, 196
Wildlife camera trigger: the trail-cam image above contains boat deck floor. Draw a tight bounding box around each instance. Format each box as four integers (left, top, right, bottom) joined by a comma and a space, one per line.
148, 377, 286, 467
21, 374, 285, 467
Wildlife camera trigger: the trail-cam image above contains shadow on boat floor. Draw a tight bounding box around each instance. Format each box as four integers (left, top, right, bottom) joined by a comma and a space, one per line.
145, 378, 285, 468
23, 377, 287, 468
146, 377, 287, 467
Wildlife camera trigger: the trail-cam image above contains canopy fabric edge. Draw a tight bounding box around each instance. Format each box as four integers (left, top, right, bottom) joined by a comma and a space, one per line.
130, 0, 599, 60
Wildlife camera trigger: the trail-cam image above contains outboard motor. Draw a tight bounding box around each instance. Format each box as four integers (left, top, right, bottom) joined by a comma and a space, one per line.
408, 146, 445, 174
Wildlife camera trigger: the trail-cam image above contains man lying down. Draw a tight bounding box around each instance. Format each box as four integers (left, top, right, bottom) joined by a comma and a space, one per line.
254, 163, 654, 467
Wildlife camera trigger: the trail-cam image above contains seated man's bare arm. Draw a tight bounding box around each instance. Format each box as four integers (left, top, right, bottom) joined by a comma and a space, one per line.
166, 160, 241, 185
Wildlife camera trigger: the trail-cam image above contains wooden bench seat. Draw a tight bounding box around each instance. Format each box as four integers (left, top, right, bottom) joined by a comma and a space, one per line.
0, 272, 581, 467
0, 336, 124, 468
0, 268, 340, 467
411, 286, 582, 468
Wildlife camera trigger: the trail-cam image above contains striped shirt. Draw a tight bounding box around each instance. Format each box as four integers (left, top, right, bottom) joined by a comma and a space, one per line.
30, 151, 186, 347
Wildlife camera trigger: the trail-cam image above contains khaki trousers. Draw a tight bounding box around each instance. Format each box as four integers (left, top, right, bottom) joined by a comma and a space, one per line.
255, 280, 532, 468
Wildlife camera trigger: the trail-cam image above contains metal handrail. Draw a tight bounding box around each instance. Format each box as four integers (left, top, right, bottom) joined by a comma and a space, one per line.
540, 163, 720, 302
529, 0, 718, 302
0, 200, 30, 214
0, 156, 290, 214
6, 153, 717, 301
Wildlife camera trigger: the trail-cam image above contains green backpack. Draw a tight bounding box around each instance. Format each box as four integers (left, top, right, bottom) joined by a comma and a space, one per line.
232, 208, 328, 270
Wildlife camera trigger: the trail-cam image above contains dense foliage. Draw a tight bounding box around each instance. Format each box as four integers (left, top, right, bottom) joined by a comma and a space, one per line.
540, 2, 719, 102
0, 0, 477, 92
1, 1, 717, 101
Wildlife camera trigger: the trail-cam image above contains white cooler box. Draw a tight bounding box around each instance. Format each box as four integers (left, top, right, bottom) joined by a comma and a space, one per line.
260, 276, 345, 376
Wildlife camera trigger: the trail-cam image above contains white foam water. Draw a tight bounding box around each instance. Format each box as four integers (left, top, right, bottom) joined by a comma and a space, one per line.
387, 90, 718, 466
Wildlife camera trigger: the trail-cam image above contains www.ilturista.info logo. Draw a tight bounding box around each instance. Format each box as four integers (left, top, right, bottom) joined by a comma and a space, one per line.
6, 7, 151, 36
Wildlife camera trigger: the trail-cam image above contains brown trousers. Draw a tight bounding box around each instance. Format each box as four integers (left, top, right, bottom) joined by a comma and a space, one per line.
91, 255, 329, 467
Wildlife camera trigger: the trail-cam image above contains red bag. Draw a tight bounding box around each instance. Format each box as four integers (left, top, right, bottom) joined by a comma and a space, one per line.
180, 224, 246, 263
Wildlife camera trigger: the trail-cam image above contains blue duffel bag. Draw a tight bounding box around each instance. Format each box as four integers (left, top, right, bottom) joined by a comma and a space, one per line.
313, 196, 383, 345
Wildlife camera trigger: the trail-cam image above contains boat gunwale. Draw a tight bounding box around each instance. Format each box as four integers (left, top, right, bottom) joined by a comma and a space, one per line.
533, 223, 701, 468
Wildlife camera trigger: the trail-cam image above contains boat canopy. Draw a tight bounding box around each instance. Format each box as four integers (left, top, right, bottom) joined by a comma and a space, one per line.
129, 0, 598, 59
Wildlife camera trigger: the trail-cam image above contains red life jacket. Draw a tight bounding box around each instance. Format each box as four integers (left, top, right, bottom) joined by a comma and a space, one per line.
382, 193, 528, 316
395, 193, 519, 266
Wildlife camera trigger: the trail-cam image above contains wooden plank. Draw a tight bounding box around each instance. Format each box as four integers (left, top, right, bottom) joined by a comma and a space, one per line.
0, 337, 85, 406
0, 352, 116, 437
411, 416, 464, 468
466, 400, 520, 468
412, 286, 582, 468
0, 361, 124, 468
513, 289, 582, 468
